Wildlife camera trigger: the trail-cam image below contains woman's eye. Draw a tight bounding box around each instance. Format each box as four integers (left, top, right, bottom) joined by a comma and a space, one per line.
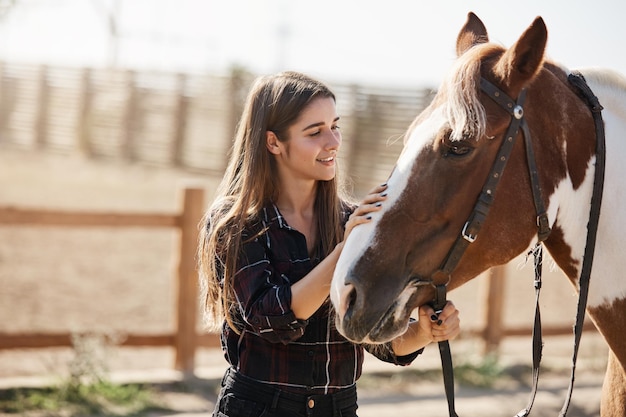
308, 125, 339, 137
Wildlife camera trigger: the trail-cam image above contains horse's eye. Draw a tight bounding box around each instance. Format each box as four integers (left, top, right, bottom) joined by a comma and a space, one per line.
442, 140, 473, 158
448, 145, 471, 156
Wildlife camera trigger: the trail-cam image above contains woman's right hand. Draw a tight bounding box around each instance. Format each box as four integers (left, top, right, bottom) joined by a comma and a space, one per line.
342, 183, 388, 244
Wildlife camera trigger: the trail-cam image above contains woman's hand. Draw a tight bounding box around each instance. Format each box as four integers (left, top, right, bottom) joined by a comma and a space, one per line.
342, 183, 388, 244
391, 301, 460, 356
296, 183, 389, 319
418, 301, 461, 343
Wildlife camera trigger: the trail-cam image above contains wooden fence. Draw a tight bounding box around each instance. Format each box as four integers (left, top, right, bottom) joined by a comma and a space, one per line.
0, 61, 436, 197
0, 186, 214, 376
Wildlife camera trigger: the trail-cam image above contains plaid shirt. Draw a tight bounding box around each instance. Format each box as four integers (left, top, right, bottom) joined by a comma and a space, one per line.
218, 203, 422, 394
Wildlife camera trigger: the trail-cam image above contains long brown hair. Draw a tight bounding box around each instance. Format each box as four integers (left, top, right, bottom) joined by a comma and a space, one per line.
198, 71, 351, 332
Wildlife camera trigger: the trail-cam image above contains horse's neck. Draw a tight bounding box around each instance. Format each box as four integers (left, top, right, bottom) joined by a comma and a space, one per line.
549, 68, 626, 308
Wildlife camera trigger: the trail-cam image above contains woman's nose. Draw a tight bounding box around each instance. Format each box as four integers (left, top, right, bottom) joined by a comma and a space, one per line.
326, 130, 341, 150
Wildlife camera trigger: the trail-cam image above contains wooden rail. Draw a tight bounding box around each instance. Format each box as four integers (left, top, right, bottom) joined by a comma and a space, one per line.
0, 186, 218, 376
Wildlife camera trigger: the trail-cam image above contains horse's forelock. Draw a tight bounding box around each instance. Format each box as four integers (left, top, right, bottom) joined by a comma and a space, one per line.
441, 44, 502, 142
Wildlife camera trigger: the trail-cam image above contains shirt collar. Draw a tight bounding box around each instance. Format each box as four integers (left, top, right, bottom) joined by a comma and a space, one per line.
262, 202, 292, 230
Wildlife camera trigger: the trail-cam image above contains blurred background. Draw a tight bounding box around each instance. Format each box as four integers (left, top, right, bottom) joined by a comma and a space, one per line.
0, 0, 620, 414
1, 0, 625, 86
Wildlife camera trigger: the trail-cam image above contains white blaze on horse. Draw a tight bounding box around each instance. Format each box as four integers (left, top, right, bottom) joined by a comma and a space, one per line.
330, 12, 626, 416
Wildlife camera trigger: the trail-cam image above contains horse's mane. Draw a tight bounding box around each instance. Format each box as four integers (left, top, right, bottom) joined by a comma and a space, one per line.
440, 43, 505, 142
404, 43, 505, 145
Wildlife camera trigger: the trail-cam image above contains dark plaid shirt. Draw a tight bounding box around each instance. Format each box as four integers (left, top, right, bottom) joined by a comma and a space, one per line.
218, 203, 422, 394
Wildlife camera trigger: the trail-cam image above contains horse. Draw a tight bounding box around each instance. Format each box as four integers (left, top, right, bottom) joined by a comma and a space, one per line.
330, 12, 626, 416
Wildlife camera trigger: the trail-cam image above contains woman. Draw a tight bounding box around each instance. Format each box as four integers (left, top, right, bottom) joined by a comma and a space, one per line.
198, 71, 460, 417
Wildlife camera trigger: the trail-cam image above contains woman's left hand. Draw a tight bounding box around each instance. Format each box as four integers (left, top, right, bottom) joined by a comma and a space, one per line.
418, 301, 461, 343
391, 300, 461, 356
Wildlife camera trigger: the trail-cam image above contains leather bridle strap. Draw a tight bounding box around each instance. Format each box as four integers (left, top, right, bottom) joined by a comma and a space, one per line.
558, 71, 605, 417
429, 80, 529, 417
521, 119, 552, 241
480, 79, 551, 417
433, 79, 527, 283
431, 284, 458, 417
480, 78, 552, 243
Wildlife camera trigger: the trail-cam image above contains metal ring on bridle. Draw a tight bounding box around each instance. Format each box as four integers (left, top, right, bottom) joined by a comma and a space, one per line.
514, 105, 524, 119
432, 274, 452, 288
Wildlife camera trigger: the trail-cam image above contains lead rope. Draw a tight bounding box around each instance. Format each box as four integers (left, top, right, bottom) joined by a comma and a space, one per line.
435, 242, 547, 417
516, 243, 544, 417
558, 71, 605, 417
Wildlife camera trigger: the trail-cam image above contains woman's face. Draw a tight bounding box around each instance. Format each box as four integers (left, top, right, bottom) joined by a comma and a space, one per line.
269, 96, 341, 183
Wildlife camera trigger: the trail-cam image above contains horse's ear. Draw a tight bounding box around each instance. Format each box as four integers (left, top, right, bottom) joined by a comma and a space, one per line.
456, 12, 489, 57
495, 16, 547, 90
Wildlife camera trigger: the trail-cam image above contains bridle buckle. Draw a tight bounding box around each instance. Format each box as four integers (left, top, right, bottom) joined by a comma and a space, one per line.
461, 222, 477, 243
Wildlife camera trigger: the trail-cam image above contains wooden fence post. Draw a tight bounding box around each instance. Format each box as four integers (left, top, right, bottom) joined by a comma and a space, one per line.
343, 84, 360, 184
0, 62, 5, 142
482, 265, 506, 355
226, 70, 248, 172
171, 73, 188, 167
174, 185, 205, 376
35, 65, 49, 148
76, 67, 93, 157
122, 70, 138, 161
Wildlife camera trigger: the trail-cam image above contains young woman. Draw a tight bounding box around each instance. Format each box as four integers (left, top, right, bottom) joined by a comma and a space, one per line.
198, 71, 460, 417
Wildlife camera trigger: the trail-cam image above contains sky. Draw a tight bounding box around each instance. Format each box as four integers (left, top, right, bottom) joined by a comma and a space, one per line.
0, 0, 624, 89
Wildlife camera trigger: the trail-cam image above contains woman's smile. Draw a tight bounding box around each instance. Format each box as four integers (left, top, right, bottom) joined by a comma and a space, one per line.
316, 155, 336, 165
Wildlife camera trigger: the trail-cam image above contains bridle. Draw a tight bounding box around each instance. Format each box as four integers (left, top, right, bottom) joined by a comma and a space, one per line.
411, 72, 606, 417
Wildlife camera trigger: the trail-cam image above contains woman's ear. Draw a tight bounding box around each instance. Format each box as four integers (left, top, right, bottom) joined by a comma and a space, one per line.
266, 131, 281, 155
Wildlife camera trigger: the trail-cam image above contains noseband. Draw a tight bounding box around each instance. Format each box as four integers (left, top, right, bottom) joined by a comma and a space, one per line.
415, 73, 605, 417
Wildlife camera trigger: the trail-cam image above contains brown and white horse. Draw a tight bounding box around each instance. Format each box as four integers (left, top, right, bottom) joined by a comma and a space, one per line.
330, 12, 626, 416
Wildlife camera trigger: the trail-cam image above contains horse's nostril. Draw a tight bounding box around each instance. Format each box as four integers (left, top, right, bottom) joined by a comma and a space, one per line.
333, 282, 356, 320
344, 285, 357, 319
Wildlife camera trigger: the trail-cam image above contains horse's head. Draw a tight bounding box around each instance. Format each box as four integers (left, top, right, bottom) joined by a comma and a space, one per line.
331, 12, 572, 344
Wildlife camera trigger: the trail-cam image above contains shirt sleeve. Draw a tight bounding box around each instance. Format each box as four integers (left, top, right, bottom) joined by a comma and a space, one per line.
230, 228, 307, 344
363, 342, 423, 366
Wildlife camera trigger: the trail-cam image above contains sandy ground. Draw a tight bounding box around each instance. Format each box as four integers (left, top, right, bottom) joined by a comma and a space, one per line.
0, 148, 608, 416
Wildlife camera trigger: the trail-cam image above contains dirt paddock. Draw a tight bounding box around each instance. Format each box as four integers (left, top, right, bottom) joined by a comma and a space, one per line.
0, 148, 608, 416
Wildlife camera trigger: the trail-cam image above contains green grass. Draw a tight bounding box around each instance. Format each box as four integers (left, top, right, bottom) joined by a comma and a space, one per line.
0, 381, 166, 415
0, 333, 169, 416
453, 354, 505, 388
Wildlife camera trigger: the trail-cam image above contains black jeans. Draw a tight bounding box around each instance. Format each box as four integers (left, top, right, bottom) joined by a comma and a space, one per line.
213, 368, 359, 417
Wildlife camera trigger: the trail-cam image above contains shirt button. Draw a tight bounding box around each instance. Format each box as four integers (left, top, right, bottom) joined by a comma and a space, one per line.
308, 350, 314, 357
307, 398, 315, 409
